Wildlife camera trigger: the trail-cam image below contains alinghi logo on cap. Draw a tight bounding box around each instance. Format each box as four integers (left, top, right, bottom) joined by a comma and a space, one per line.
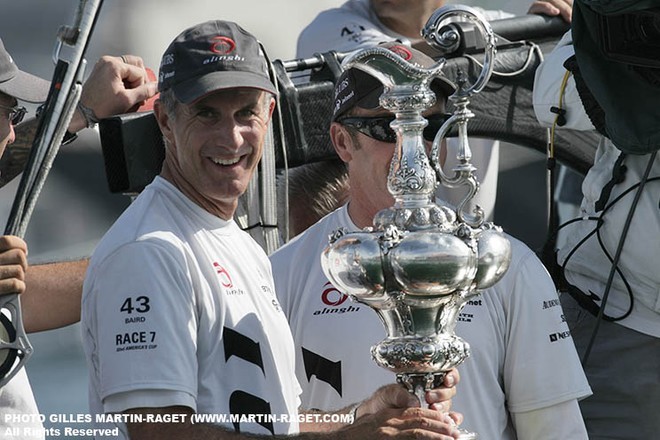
204, 36, 245, 64
210, 36, 236, 55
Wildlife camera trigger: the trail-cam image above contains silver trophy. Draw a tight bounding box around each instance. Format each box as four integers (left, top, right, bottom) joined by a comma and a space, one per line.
321, 6, 511, 439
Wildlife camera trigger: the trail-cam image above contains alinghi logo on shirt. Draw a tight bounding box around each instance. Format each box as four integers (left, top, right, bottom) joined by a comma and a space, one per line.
313, 305, 360, 316
314, 282, 360, 315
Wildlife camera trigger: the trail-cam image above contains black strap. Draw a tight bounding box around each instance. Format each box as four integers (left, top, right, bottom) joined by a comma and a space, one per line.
594, 152, 627, 212
563, 55, 608, 138
557, 270, 617, 322
37, 104, 78, 146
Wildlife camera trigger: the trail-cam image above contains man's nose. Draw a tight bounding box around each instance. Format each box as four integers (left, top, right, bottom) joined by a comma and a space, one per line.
7, 122, 16, 145
212, 118, 244, 149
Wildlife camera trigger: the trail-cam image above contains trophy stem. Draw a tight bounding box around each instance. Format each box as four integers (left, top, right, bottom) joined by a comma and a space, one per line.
413, 383, 427, 408
412, 384, 478, 440
398, 372, 478, 439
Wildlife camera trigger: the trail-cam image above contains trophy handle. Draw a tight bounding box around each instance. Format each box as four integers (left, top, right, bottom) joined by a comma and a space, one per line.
422, 5, 496, 96
423, 5, 496, 228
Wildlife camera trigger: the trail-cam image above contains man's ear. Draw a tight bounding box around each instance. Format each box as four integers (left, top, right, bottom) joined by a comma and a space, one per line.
153, 100, 174, 148
266, 96, 276, 120
330, 122, 354, 163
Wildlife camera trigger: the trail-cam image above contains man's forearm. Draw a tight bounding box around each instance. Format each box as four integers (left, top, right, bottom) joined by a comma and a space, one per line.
298, 406, 358, 433
0, 118, 39, 187
0, 106, 86, 188
22, 259, 88, 332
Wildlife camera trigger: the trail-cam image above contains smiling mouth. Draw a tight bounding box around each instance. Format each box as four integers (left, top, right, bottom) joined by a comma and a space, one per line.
211, 156, 242, 166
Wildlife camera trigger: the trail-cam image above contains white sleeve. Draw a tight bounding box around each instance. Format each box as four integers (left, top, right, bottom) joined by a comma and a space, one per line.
296, 9, 396, 58
296, 7, 512, 58
90, 240, 199, 413
511, 399, 588, 440
105, 390, 195, 414
532, 31, 594, 131
480, 8, 514, 20
503, 246, 591, 412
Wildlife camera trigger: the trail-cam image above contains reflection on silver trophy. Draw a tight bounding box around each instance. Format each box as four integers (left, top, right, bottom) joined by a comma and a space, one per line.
321, 6, 512, 439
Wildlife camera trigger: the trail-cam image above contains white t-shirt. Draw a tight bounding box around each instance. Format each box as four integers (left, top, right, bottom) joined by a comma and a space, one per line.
270, 204, 591, 439
296, 0, 509, 221
533, 32, 660, 338
559, 139, 660, 338
297, 0, 510, 58
0, 369, 44, 440
82, 177, 300, 438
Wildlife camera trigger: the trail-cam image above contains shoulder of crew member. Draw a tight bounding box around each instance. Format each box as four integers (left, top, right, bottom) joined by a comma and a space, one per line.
296, 7, 389, 58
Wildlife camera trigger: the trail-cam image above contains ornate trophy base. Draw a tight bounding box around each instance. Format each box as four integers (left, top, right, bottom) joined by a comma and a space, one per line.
397, 373, 477, 439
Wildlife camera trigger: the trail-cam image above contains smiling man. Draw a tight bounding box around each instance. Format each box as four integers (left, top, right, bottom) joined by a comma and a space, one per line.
81, 20, 462, 440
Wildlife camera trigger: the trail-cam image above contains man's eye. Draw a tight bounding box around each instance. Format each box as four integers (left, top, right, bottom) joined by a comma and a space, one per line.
236, 109, 258, 118
197, 109, 217, 119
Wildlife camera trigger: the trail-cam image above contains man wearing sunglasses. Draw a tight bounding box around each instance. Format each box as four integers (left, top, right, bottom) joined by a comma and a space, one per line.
270, 42, 591, 439
297, 0, 574, 225
0, 37, 156, 439
337, 113, 451, 144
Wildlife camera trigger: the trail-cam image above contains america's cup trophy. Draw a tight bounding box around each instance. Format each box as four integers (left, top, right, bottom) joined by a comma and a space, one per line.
321, 6, 511, 439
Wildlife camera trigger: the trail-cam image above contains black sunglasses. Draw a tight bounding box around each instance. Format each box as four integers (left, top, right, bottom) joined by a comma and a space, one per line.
338, 113, 451, 143
0, 103, 27, 126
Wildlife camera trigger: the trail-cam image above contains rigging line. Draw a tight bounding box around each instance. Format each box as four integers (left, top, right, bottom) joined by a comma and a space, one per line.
594, 224, 634, 321
582, 151, 657, 365
463, 42, 541, 78
558, 177, 660, 325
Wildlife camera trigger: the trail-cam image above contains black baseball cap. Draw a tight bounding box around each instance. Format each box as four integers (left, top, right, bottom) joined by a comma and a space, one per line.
332, 42, 456, 121
158, 20, 276, 103
0, 38, 49, 103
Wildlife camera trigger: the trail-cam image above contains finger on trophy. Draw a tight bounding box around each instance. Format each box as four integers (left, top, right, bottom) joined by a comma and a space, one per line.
429, 399, 452, 414
444, 368, 460, 388
426, 387, 456, 410
447, 411, 463, 426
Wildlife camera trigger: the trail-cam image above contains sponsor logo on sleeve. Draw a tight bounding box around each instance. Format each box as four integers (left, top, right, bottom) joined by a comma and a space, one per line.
458, 299, 482, 323
115, 295, 158, 352
542, 298, 561, 309
549, 330, 572, 342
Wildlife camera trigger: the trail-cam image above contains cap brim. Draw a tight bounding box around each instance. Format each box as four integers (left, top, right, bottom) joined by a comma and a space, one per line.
173, 71, 277, 104
0, 70, 50, 103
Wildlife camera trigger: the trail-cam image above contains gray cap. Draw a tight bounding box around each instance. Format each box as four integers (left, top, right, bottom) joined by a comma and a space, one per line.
0, 38, 49, 103
158, 20, 276, 103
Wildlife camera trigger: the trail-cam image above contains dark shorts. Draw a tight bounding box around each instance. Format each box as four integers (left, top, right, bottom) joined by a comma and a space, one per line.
561, 293, 660, 439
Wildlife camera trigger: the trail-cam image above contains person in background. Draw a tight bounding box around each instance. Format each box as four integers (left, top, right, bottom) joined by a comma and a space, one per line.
0, 36, 157, 439
295, 0, 573, 224
296, 0, 574, 57
533, 1, 660, 438
270, 42, 591, 439
81, 20, 461, 439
